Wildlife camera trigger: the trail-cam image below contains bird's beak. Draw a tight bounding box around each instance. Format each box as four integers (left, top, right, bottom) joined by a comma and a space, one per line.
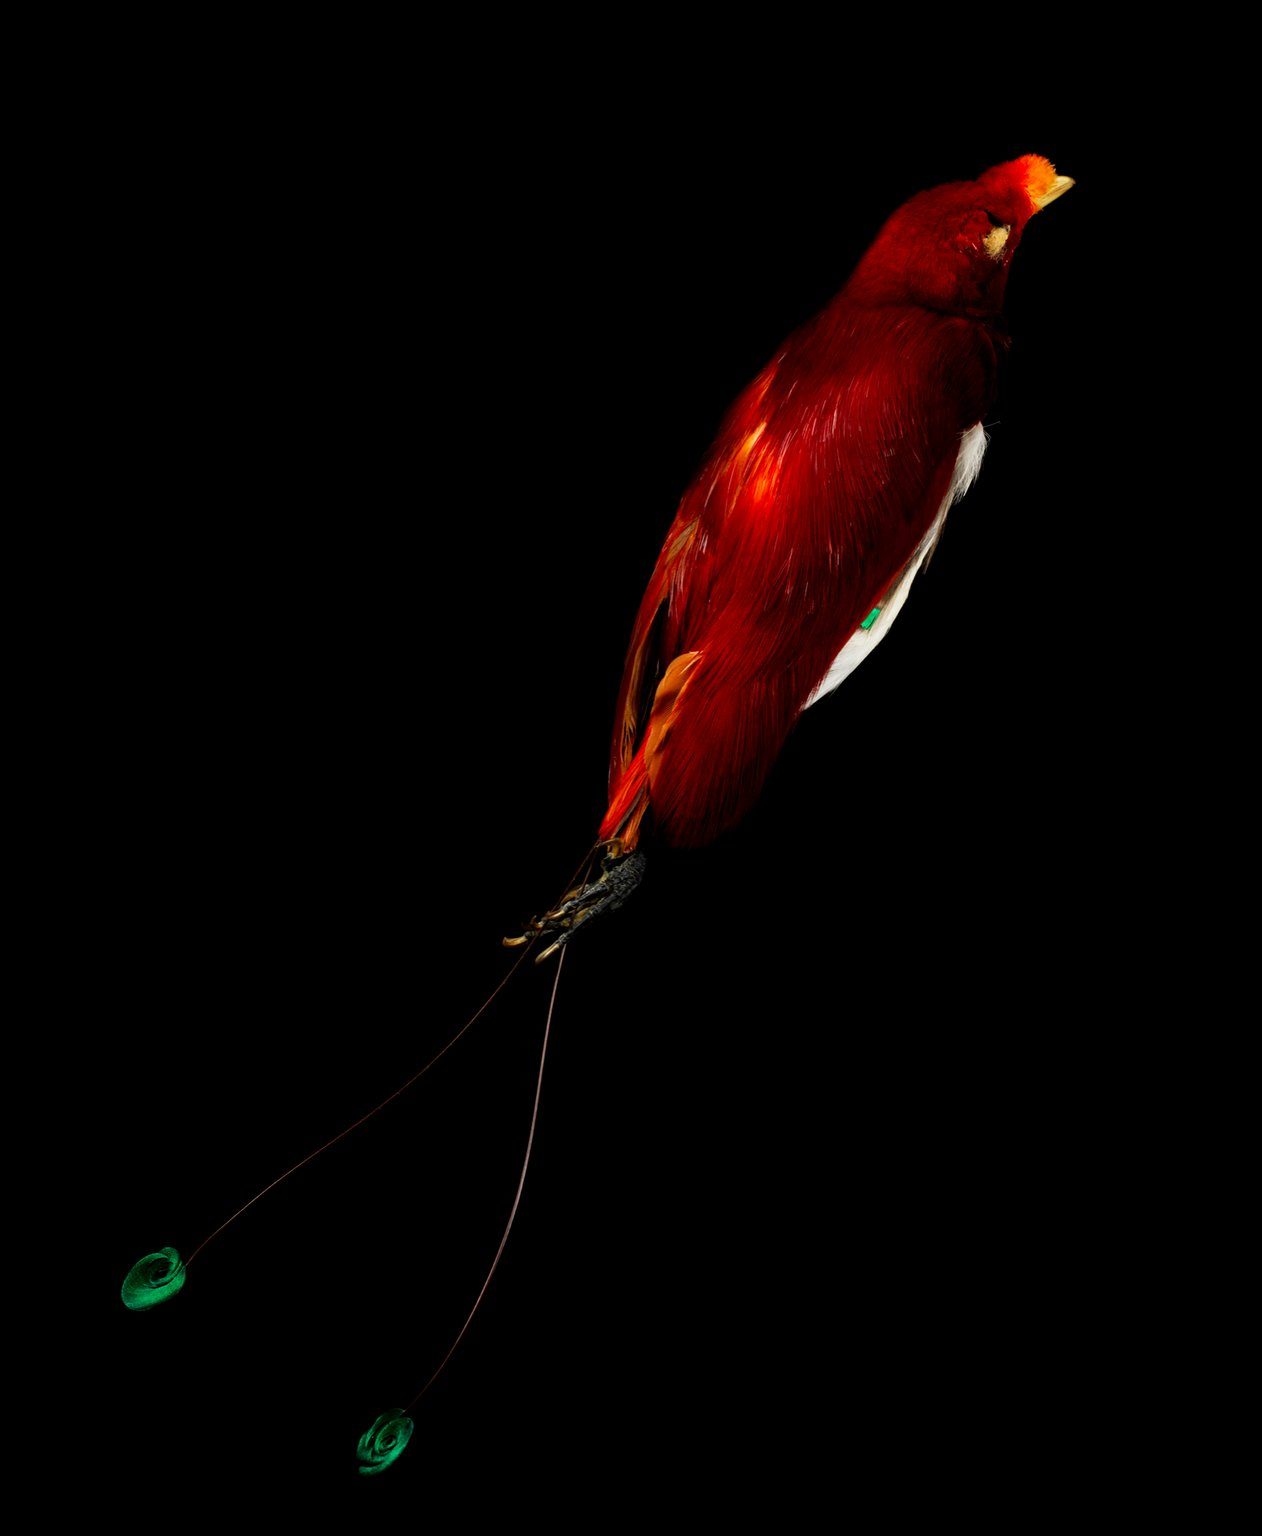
1031, 174, 1075, 211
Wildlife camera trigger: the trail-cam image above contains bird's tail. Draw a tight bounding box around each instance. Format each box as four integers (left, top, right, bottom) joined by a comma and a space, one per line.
121, 932, 565, 1472
119, 832, 647, 1475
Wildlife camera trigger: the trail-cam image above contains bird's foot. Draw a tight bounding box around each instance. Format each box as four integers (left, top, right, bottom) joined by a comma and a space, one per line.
504, 841, 646, 962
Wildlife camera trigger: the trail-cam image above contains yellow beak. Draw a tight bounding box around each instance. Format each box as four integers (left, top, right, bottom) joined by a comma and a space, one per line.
1031, 173, 1075, 211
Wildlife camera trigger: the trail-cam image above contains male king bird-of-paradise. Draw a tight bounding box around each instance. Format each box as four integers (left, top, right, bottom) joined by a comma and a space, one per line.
121, 155, 1072, 1477
508, 151, 1074, 954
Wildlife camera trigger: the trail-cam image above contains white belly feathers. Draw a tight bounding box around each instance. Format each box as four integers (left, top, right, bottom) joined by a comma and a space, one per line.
802, 422, 988, 711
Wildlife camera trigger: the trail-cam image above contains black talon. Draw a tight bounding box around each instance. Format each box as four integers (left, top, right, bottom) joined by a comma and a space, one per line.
504, 847, 647, 960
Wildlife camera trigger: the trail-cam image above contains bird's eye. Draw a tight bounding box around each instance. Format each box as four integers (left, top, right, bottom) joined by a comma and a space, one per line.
985, 210, 1006, 228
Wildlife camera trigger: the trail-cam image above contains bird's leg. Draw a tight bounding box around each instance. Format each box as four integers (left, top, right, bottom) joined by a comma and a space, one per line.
504, 841, 646, 962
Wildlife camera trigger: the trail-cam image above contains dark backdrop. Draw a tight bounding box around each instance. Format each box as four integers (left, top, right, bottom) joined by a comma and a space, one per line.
71, 58, 1153, 1519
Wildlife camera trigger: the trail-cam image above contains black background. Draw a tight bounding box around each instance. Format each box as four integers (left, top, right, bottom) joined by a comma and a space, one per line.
67, 48, 1164, 1519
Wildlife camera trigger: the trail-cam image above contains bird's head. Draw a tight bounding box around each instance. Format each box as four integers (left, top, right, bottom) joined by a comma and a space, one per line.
848, 155, 1073, 316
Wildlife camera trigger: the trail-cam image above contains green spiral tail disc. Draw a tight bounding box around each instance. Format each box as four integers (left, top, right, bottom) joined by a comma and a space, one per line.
121, 1247, 186, 1311
357, 1410, 414, 1476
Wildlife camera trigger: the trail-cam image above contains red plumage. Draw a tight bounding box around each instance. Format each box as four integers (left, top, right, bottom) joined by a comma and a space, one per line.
598, 154, 1070, 851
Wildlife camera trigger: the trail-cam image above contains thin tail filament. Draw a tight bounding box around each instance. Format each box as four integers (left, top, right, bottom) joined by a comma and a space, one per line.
407, 944, 567, 1409
184, 945, 536, 1268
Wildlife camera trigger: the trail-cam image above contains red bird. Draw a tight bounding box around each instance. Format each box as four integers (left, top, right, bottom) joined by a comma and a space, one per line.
512, 154, 1073, 956
122, 159, 1076, 1474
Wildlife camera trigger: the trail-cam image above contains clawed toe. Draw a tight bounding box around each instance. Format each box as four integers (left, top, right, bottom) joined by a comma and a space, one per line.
502, 845, 646, 960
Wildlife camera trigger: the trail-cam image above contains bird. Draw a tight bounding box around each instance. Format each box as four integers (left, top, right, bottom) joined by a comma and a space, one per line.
121, 155, 1073, 1478
508, 153, 1072, 959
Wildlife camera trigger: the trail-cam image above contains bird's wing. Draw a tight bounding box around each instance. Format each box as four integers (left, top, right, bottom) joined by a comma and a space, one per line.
604, 354, 789, 793
608, 509, 706, 789
605, 309, 998, 848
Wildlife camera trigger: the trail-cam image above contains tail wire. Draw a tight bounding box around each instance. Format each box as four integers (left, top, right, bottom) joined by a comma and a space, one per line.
183, 846, 595, 1269
407, 944, 567, 1409
184, 947, 534, 1267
